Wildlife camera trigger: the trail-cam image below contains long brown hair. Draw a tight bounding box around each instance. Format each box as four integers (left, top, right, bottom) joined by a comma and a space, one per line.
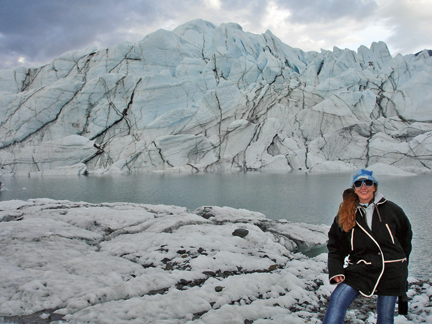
337, 188, 359, 232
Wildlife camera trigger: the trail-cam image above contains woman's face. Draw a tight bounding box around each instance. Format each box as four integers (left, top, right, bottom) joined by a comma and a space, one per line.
354, 182, 376, 204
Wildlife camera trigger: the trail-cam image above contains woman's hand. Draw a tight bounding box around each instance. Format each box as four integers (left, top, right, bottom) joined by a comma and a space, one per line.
334, 275, 344, 283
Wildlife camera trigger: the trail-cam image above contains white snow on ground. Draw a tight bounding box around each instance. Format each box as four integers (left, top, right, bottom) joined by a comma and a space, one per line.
0, 199, 430, 323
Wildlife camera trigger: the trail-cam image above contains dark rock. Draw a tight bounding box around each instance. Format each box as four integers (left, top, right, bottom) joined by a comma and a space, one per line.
148, 288, 170, 295
232, 228, 249, 238
196, 207, 215, 219
103, 227, 115, 234
0, 309, 64, 324
197, 247, 207, 254
202, 271, 216, 277
0, 212, 24, 222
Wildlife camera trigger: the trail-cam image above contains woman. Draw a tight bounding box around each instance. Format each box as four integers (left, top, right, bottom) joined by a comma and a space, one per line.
323, 169, 412, 324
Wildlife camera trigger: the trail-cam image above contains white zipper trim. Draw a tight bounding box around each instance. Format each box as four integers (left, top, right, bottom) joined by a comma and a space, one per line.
385, 224, 395, 244
385, 258, 407, 263
355, 221, 385, 298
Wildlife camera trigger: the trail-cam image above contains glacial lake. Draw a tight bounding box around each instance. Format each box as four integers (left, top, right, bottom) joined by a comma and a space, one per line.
1, 171, 431, 280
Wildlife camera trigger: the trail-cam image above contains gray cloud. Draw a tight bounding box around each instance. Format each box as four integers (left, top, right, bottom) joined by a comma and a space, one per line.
379, 0, 432, 55
0, 0, 163, 69
0, 0, 429, 70
219, 0, 268, 19
0, 0, 241, 69
273, 0, 379, 23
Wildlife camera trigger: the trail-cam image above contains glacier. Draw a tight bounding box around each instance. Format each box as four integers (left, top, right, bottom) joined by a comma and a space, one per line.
0, 19, 431, 176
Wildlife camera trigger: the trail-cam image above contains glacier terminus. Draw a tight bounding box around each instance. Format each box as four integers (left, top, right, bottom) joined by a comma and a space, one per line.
0, 19, 431, 176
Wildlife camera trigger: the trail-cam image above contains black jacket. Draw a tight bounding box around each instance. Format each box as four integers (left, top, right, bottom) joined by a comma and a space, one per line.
327, 194, 412, 297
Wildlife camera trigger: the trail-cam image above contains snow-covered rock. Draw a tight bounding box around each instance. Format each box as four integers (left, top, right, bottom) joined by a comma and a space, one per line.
0, 199, 430, 324
1, 20, 432, 176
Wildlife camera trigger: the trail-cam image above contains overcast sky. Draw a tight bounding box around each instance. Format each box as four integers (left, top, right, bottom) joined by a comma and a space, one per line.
1, 0, 431, 70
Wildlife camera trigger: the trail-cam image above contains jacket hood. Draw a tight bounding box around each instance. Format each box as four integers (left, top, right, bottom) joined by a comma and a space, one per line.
374, 192, 386, 204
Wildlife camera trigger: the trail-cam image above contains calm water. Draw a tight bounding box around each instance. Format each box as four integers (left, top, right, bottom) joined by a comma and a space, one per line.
1, 171, 430, 280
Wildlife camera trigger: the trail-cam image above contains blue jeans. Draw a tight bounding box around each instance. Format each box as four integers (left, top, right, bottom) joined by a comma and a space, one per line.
322, 283, 397, 324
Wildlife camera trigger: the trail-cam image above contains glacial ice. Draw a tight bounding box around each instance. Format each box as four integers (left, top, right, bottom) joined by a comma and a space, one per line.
0, 19, 431, 176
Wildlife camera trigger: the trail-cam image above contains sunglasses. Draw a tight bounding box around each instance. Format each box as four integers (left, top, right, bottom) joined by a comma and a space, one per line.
353, 179, 375, 188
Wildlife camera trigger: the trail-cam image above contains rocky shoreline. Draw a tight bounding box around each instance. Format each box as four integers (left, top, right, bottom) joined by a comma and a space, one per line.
1, 278, 431, 324
1, 199, 430, 323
